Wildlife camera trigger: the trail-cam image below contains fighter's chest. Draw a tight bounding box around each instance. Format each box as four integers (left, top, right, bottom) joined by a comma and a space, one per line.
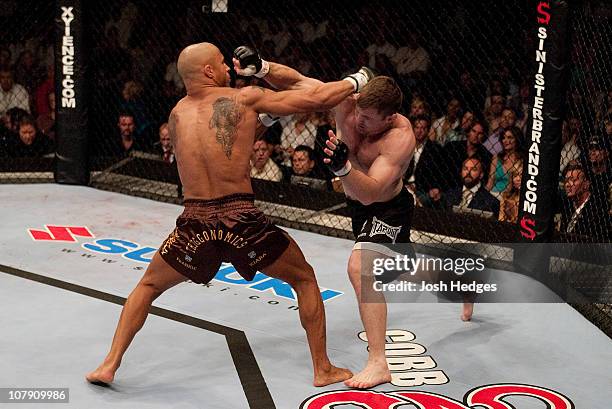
343, 119, 380, 169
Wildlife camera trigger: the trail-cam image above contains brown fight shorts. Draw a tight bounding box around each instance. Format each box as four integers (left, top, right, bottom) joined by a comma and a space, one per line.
159, 193, 290, 284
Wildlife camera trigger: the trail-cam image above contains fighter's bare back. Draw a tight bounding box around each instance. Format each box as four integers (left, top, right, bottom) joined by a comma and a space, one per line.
169, 88, 259, 200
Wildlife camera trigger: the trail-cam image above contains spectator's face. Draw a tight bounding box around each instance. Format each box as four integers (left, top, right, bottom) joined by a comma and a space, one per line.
467, 124, 485, 145
460, 111, 474, 130
0, 71, 13, 92
562, 121, 570, 144
118, 116, 135, 137
122, 81, 136, 101
355, 106, 391, 136
501, 130, 517, 152
374, 54, 391, 74
159, 127, 171, 150
588, 147, 607, 165
19, 124, 36, 145
491, 80, 504, 94
0, 49, 10, 66
460, 72, 472, 87
21, 51, 34, 69
413, 119, 429, 143
512, 167, 523, 190
292, 151, 314, 175
498, 66, 510, 80
499, 109, 517, 128
461, 159, 483, 188
447, 99, 461, 117
564, 169, 589, 199
252, 140, 270, 170
605, 119, 612, 136
410, 100, 425, 117
490, 95, 504, 115
569, 118, 581, 134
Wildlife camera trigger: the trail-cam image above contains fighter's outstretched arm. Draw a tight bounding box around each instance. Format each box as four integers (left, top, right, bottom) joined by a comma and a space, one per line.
263, 62, 323, 91
239, 82, 355, 117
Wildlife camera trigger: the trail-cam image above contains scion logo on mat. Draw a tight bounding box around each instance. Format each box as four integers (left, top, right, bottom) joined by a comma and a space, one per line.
27, 225, 343, 304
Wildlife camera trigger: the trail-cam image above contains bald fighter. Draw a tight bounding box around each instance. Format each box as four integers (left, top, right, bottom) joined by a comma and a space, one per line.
234, 46, 416, 389
86, 42, 374, 387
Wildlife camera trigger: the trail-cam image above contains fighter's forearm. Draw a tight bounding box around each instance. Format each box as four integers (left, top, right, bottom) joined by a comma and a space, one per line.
342, 168, 384, 205
263, 62, 323, 91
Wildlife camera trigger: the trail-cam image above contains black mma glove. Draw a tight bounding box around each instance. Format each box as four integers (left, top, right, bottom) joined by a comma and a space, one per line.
233, 46, 270, 78
325, 136, 352, 177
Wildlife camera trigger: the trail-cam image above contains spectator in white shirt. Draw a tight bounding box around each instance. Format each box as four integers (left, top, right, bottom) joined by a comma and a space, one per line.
365, 29, 396, 68
0, 68, 30, 117
251, 138, 283, 182
559, 120, 581, 184
297, 18, 329, 44
431, 97, 461, 146
393, 32, 430, 76
263, 18, 291, 58
279, 113, 317, 166
164, 61, 185, 93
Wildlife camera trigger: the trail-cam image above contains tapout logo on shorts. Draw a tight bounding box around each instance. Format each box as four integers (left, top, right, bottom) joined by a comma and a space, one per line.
60, 6, 76, 108
27, 225, 343, 303
300, 383, 573, 409
369, 217, 401, 243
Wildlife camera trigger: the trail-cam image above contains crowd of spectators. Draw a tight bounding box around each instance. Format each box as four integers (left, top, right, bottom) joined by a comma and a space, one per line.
2, 0, 611, 241
0, 42, 55, 158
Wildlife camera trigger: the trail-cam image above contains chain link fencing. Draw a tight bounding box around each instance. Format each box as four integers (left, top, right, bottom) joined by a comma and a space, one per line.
1, 0, 610, 334
0, 2, 55, 183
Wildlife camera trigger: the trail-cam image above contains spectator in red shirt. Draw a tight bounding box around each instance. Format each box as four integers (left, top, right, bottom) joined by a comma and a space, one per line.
36, 91, 55, 140
34, 64, 54, 116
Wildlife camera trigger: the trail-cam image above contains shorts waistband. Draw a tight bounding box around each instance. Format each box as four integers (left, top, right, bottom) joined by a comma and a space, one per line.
182, 193, 256, 218
347, 185, 412, 210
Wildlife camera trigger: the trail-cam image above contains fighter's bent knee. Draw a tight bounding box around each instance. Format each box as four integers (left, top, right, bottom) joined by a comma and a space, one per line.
347, 258, 361, 279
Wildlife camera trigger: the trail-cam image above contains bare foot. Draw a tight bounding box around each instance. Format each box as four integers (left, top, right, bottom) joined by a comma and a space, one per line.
344, 361, 391, 389
86, 363, 117, 385
461, 302, 474, 322
313, 366, 353, 387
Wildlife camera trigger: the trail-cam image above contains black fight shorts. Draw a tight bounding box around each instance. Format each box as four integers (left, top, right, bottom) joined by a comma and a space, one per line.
347, 186, 415, 258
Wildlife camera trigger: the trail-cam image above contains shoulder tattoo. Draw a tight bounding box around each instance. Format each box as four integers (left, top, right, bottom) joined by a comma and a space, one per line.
209, 97, 243, 159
